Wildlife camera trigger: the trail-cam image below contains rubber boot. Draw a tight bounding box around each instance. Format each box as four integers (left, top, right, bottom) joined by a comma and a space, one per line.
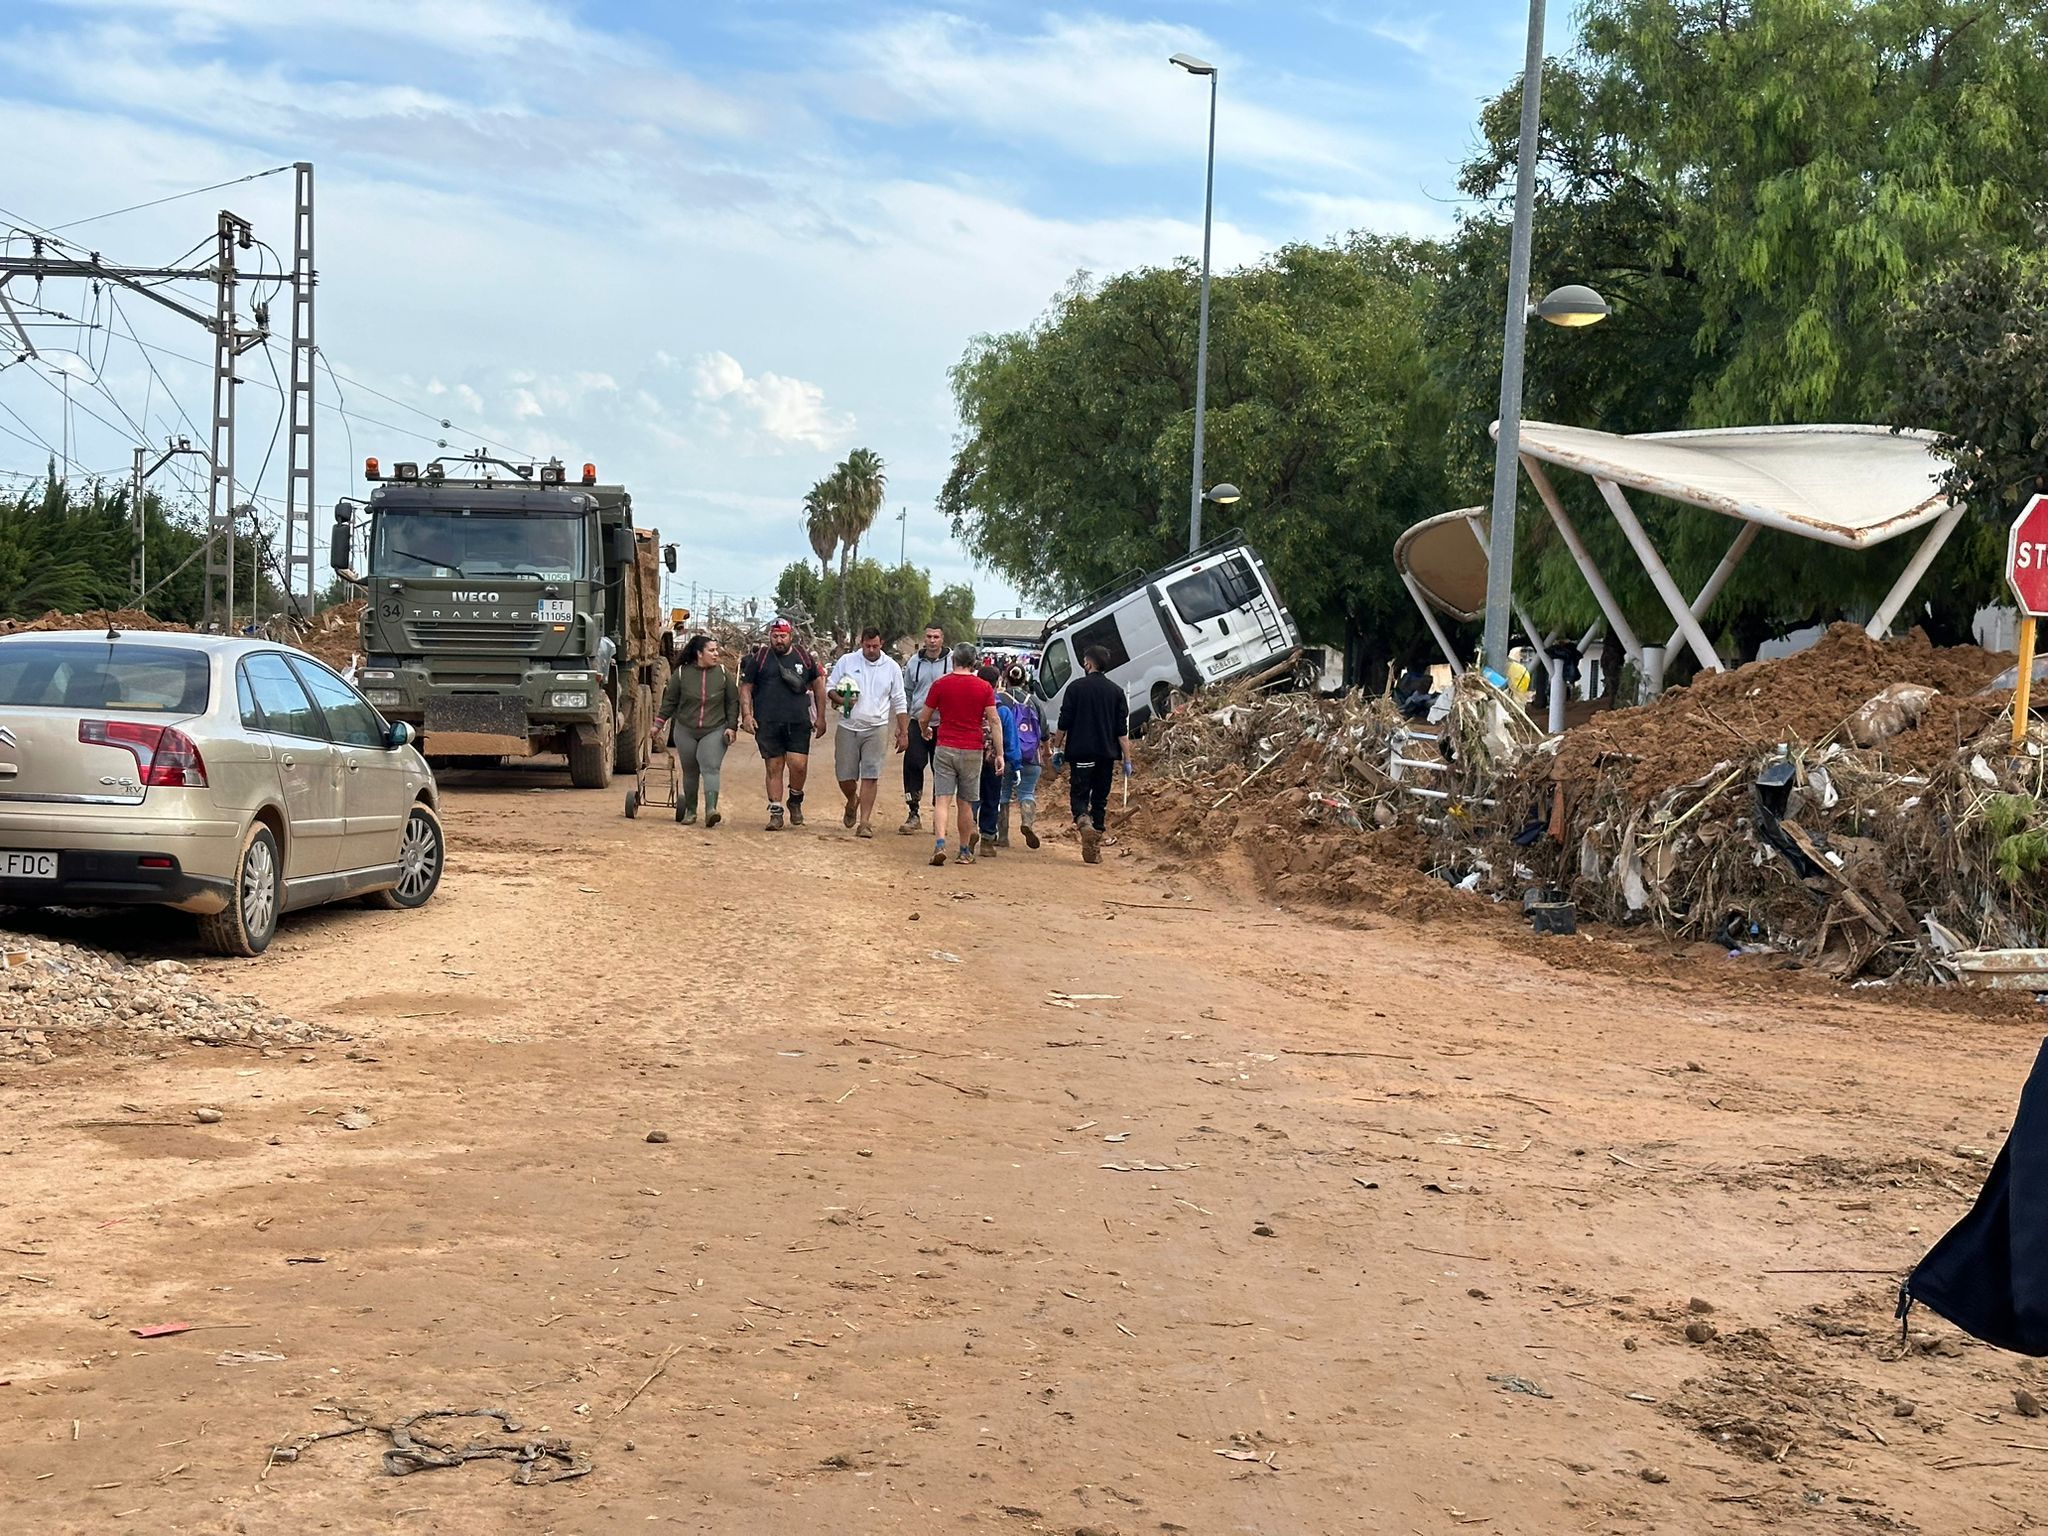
1020, 800, 1040, 849
679, 772, 700, 825
704, 788, 722, 828
996, 797, 1014, 848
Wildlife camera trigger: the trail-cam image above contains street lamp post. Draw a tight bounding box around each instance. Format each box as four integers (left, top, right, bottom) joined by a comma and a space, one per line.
1171, 52, 1219, 553
1481, 0, 1550, 674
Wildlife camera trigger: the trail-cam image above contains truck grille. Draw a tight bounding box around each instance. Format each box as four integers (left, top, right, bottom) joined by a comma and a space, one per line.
404, 618, 544, 653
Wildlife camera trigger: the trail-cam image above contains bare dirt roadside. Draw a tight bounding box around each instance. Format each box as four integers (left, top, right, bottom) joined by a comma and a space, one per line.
3, 754, 2045, 1535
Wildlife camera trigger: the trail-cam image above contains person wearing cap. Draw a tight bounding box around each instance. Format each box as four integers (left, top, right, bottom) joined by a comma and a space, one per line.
826, 626, 909, 838
739, 618, 827, 831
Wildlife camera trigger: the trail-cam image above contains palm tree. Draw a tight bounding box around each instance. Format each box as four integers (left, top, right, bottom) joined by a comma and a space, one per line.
837, 448, 887, 564
803, 481, 837, 589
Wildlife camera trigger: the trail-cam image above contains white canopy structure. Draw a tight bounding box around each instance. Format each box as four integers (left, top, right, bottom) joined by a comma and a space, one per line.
1394, 506, 1608, 683
1498, 421, 1966, 675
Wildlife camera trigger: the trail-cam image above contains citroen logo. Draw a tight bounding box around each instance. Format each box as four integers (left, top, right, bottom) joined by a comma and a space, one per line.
0, 727, 15, 747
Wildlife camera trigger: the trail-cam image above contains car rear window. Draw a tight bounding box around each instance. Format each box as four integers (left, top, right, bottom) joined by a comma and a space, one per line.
0, 640, 211, 713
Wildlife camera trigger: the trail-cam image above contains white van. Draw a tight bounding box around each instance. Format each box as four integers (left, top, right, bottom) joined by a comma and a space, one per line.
1034, 537, 1299, 734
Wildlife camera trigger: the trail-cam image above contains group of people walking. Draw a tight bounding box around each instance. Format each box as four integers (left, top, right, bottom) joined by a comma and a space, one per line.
649, 620, 1131, 866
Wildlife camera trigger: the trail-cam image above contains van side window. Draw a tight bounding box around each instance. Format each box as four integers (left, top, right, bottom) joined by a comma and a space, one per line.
1039, 640, 1074, 696
1169, 556, 1258, 625
1073, 614, 1131, 671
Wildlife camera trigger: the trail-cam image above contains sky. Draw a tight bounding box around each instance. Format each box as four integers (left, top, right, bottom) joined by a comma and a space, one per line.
0, 0, 1566, 619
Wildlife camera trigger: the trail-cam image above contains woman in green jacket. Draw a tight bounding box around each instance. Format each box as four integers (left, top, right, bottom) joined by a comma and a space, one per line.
655, 635, 740, 825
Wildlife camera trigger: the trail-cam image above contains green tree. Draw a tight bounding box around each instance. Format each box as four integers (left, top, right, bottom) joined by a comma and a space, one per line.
777, 557, 970, 651
803, 483, 837, 589
944, 237, 1452, 684
0, 469, 213, 623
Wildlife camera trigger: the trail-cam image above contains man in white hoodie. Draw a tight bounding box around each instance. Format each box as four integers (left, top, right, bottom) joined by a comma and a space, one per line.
827, 627, 909, 838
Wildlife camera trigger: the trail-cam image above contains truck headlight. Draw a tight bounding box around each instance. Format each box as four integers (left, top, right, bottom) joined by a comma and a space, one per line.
549, 691, 590, 709
364, 689, 403, 706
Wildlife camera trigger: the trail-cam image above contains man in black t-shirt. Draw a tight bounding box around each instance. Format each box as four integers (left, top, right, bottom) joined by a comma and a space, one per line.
1053, 645, 1130, 865
739, 618, 828, 831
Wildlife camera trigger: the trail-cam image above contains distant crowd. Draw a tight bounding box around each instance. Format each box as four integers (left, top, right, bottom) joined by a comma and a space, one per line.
650, 621, 1131, 866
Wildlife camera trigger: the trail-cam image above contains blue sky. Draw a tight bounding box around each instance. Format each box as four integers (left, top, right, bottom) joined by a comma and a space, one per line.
0, 1, 1567, 616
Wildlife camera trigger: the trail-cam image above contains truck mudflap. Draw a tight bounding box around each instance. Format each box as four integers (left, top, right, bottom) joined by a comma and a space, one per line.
423, 695, 536, 758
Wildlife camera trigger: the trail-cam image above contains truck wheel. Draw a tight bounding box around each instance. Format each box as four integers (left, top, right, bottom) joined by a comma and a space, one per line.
615, 682, 652, 774
568, 703, 615, 789
197, 822, 281, 957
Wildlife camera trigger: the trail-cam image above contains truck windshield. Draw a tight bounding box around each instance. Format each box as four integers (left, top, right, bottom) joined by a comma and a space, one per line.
370, 509, 584, 581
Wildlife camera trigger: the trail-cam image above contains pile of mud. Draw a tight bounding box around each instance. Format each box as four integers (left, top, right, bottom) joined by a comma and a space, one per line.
0, 608, 191, 635
1552, 625, 2007, 798
0, 601, 369, 673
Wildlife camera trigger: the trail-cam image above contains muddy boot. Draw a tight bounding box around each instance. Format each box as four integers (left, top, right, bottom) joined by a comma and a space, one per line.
900, 799, 922, 835
704, 789, 722, 829
767, 803, 785, 831
788, 792, 806, 827
1020, 801, 1040, 849
996, 798, 1014, 848
1079, 821, 1102, 864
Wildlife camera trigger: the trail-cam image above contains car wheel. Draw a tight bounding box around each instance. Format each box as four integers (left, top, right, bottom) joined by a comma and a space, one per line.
369, 804, 444, 910
197, 822, 282, 957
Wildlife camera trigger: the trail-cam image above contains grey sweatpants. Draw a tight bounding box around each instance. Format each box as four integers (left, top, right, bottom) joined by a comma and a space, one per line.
670, 722, 729, 807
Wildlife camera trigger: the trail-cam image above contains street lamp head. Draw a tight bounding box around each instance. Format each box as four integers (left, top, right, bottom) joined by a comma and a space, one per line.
1532, 283, 1611, 328
1169, 52, 1216, 75
1204, 482, 1241, 506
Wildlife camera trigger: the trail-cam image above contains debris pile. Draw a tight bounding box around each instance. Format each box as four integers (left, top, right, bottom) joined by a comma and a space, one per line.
267, 599, 367, 672
1135, 625, 2036, 981
0, 933, 330, 1064
0, 607, 190, 635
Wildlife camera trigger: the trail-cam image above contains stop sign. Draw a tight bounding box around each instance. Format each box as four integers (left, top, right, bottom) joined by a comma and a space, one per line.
2010, 494, 2048, 617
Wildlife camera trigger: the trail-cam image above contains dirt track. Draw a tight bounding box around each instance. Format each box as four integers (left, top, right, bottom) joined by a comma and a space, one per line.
3, 751, 2045, 1534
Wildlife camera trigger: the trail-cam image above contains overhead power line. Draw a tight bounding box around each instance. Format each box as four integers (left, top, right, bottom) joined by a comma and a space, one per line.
46, 165, 294, 235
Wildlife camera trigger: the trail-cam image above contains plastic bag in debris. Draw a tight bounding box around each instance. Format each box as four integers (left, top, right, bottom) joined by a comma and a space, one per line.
1846, 682, 1939, 748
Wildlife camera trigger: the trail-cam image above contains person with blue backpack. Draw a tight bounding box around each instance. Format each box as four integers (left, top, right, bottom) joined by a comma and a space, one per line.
974, 666, 1022, 855
997, 663, 1046, 849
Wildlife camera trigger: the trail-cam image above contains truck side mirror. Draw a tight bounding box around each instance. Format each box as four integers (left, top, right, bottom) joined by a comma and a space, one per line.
663, 544, 678, 574
329, 520, 356, 578
607, 526, 635, 567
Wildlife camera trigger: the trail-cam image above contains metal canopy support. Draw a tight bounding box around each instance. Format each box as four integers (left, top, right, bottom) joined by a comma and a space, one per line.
1400, 569, 1466, 676
281, 162, 316, 617
1866, 502, 1968, 638
1662, 519, 1761, 654
1518, 455, 1644, 664
1594, 477, 1723, 673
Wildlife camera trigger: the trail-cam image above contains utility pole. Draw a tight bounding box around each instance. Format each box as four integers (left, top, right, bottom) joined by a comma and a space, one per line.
281, 161, 316, 617
130, 436, 203, 611
896, 506, 907, 566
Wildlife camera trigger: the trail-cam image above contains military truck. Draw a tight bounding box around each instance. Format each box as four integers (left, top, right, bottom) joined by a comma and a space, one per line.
329, 452, 670, 788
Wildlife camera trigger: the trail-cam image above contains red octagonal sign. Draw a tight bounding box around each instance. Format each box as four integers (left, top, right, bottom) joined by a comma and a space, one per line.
2011, 494, 2048, 617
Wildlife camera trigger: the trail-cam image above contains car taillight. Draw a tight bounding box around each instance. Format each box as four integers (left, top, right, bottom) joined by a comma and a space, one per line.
78, 720, 209, 788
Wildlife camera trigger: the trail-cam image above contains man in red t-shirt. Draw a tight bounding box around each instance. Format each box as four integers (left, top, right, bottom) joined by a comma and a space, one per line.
916, 642, 1004, 867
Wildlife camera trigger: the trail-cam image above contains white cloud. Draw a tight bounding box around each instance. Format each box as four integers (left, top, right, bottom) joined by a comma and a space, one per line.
835, 13, 1379, 177
688, 351, 853, 453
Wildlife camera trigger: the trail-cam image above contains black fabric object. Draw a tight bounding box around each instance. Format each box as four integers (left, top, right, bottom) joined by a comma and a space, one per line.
1900, 1037, 2048, 1356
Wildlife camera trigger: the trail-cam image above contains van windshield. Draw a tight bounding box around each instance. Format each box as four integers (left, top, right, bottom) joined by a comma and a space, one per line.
1038, 639, 1074, 697
1168, 556, 1258, 625
0, 641, 211, 712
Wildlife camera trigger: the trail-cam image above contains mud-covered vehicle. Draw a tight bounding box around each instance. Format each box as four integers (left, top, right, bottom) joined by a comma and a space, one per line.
331, 452, 670, 788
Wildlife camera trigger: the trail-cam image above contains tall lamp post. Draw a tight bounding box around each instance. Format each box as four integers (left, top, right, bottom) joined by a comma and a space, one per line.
1480, 0, 1613, 672
1171, 51, 1219, 552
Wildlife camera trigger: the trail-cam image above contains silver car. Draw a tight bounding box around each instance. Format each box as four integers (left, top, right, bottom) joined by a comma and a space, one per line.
0, 630, 443, 955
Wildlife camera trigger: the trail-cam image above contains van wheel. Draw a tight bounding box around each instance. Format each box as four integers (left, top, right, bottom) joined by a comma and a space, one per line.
1150, 683, 1174, 722
368, 804, 444, 910
198, 823, 281, 957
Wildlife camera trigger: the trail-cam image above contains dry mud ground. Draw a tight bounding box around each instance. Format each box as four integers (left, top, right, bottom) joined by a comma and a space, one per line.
3, 751, 2045, 1535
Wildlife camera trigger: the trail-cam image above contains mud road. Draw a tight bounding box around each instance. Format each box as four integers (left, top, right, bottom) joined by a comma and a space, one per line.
2, 754, 2043, 1534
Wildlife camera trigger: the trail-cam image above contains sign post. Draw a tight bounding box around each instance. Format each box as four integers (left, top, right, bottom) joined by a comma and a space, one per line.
2005, 494, 2048, 747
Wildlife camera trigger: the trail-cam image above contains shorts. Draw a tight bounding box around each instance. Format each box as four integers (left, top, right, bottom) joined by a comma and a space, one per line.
754, 718, 812, 759
930, 744, 984, 803
834, 724, 887, 781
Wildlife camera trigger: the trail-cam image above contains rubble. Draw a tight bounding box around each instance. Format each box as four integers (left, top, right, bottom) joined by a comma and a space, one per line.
1, 931, 332, 1064
1133, 624, 2036, 984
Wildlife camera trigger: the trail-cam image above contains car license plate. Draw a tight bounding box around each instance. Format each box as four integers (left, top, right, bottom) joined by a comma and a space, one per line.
538, 600, 573, 623
0, 850, 57, 879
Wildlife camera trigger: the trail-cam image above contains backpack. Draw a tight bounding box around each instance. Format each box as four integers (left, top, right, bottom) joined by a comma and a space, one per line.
1013, 696, 1042, 758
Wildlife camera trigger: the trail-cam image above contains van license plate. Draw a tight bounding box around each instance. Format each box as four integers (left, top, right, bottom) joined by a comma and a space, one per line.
0, 850, 57, 879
